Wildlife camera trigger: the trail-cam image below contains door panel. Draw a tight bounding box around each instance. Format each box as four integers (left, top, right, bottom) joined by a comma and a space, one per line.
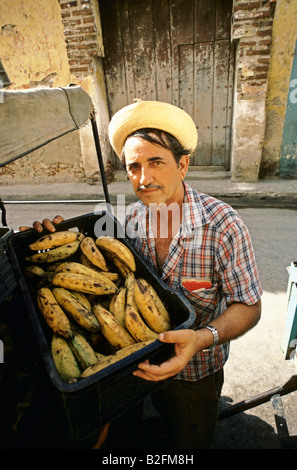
99, 0, 234, 169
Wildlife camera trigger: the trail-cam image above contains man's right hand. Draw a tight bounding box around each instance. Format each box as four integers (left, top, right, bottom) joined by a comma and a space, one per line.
19, 215, 64, 232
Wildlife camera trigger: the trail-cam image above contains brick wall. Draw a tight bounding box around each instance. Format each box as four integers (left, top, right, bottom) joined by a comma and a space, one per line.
232, 0, 276, 96
230, 0, 277, 181
58, 0, 104, 80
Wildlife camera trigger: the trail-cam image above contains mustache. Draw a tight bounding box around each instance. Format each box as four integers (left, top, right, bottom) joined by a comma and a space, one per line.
137, 184, 163, 191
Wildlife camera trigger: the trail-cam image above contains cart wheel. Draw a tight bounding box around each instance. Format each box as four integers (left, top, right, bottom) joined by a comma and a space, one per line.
92, 422, 110, 449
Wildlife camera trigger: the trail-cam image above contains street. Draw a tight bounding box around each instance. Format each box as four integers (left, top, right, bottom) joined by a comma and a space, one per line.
2, 201, 297, 449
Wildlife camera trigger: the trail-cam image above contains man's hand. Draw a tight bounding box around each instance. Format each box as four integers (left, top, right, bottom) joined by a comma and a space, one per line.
132, 328, 212, 382
19, 215, 64, 232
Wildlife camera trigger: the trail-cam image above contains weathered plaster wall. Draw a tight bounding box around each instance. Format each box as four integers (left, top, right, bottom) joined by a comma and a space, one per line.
0, 0, 85, 184
260, 0, 297, 178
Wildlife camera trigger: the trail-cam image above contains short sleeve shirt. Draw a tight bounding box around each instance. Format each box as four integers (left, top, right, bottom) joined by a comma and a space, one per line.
124, 183, 263, 381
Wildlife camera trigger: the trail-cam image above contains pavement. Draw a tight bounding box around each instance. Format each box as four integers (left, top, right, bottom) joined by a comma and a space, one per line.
1, 173, 297, 450
1, 170, 297, 209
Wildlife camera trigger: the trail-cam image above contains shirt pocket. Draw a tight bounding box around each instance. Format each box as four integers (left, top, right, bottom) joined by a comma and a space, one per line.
179, 282, 218, 317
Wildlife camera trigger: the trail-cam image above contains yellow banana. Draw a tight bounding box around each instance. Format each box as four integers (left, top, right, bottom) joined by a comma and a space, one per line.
52, 272, 118, 295
51, 334, 81, 383
67, 332, 98, 371
80, 236, 108, 271
112, 257, 132, 277
92, 303, 135, 350
111, 286, 126, 329
52, 287, 100, 333
37, 287, 73, 339
125, 281, 159, 342
125, 272, 135, 289
24, 265, 48, 285
25, 239, 81, 264
69, 290, 92, 311
134, 279, 171, 333
95, 236, 136, 272
29, 230, 78, 251
80, 339, 155, 378
55, 261, 118, 289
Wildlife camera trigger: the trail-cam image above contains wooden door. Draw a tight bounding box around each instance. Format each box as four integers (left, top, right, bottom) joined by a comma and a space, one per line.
99, 0, 234, 169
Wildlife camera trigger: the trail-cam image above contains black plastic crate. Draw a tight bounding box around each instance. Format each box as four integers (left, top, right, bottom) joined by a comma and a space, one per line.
0, 227, 17, 304
7, 212, 195, 442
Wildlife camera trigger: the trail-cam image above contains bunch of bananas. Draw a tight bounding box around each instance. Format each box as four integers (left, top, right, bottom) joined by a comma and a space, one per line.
23, 229, 172, 383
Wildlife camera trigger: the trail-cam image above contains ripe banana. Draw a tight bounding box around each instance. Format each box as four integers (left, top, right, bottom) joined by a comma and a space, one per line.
51, 334, 81, 383
29, 230, 78, 251
92, 303, 135, 350
125, 281, 159, 342
52, 287, 100, 333
80, 236, 108, 271
134, 279, 171, 333
24, 265, 48, 281
37, 287, 73, 339
110, 286, 126, 329
80, 339, 155, 378
68, 332, 98, 371
52, 272, 118, 295
25, 239, 81, 264
125, 272, 135, 289
55, 261, 118, 291
112, 257, 132, 277
70, 290, 92, 311
95, 236, 136, 272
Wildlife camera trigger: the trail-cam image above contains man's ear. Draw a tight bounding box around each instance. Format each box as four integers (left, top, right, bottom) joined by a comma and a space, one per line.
179, 155, 189, 180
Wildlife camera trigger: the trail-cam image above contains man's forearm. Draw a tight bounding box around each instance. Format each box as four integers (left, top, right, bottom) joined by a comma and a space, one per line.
195, 299, 262, 351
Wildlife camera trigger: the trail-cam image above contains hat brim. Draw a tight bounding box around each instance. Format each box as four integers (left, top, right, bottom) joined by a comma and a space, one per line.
108, 100, 198, 157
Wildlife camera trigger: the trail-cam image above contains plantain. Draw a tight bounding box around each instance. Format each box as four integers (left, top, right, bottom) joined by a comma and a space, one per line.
112, 257, 132, 277
37, 287, 73, 339
52, 287, 100, 333
29, 230, 78, 251
25, 239, 81, 264
67, 332, 98, 371
70, 290, 92, 311
55, 261, 118, 290
125, 281, 159, 342
110, 286, 126, 329
125, 271, 135, 289
134, 279, 171, 333
52, 272, 118, 295
24, 265, 48, 286
95, 236, 136, 272
93, 303, 135, 350
80, 339, 155, 378
80, 236, 108, 271
51, 334, 81, 383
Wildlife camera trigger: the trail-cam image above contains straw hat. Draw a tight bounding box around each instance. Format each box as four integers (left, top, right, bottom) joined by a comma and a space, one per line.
108, 99, 198, 157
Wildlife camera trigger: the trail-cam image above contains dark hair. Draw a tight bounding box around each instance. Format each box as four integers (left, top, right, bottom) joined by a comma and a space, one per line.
121, 128, 193, 168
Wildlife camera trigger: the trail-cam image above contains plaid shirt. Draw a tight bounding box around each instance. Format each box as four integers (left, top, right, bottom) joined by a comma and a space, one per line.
124, 183, 263, 381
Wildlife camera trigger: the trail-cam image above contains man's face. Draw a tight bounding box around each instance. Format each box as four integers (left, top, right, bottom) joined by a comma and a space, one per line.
124, 136, 189, 207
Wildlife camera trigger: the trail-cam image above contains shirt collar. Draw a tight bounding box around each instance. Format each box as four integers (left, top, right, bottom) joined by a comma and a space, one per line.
180, 182, 210, 237
125, 182, 210, 240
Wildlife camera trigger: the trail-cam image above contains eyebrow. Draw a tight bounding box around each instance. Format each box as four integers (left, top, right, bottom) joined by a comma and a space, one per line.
126, 156, 165, 169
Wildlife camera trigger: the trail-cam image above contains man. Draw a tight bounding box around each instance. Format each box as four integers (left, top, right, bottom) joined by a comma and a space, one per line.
21, 100, 262, 449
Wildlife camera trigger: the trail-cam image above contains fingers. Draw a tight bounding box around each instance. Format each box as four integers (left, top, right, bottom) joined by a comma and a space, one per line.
19, 225, 33, 232
19, 215, 64, 233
